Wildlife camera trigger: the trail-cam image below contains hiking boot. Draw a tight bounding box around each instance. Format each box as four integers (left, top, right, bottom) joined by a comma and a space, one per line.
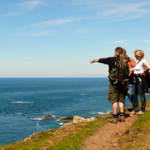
118, 116, 125, 122
109, 118, 117, 124
136, 111, 144, 115
130, 110, 136, 115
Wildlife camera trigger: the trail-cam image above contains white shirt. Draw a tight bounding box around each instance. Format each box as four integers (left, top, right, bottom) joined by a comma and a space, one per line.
134, 59, 147, 82
134, 59, 147, 74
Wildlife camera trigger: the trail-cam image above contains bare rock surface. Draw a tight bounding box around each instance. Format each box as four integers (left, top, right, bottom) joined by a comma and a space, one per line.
73, 116, 97, 123
40, 115, 55, 120
59, 116, 74, 122
24, 132, 42, 141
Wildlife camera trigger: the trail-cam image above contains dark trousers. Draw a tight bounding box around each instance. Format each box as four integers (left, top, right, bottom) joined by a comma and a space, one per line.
127, 84, 137, 109
132, 81, 146, 112
128, 94, 139, 111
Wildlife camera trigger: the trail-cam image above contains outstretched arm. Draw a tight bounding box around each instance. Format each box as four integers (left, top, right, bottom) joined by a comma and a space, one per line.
90, 59, 100, 63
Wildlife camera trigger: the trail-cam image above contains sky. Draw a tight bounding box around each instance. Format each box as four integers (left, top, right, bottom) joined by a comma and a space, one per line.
0, 0, 150, 77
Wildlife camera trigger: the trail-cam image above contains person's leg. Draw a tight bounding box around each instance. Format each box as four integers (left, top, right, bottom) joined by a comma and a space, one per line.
108, 82, 118, 123
118, 102, 125, 121
137, 81, 146, 112
128, 94, 133, 104
112, 102, 118, 115
119, 102, 124, 113
127, 84, 134, 104
132, 83, 139, 112
117, 83, 125, 122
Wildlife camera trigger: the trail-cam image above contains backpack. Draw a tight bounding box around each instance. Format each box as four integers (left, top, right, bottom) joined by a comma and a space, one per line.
109, 54, 129, 84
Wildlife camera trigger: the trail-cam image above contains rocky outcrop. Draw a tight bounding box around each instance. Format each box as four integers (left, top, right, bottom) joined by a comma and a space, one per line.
24, 132, 42, 141
73, 116, 97, 123
63, 123, 72, 128
59, 116, 74, 122
40, 115, 55, 120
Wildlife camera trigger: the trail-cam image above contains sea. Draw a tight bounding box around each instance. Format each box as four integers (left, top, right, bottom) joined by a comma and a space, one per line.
0, 78, 149, 146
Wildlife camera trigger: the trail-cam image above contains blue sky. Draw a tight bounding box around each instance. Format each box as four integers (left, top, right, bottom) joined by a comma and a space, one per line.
1, 0, 150, 77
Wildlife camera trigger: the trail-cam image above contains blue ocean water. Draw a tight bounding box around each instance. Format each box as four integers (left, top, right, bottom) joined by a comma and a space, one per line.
0, 78, 148, 146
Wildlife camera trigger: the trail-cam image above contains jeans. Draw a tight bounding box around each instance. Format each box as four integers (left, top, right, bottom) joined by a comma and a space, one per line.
132, 81, 146, 112
127, 84, 137, 110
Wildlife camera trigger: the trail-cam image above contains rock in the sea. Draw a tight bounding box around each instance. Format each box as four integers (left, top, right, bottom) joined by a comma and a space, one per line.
73, 116, 97, 123
59, 116, 74, 122
40, 115, 55, 120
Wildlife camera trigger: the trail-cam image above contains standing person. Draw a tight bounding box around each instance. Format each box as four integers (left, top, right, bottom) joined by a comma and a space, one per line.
90, 47, 128, 124
130, 50, 150, 115
122, 48, 137, 112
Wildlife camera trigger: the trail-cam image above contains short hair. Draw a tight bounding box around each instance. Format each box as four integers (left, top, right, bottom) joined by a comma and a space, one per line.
122, 48, 126, 54
115, 47, 123, 54
134, 50, 144, 58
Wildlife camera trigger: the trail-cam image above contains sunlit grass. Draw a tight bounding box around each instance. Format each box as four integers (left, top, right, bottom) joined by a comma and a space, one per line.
119, 98, 150, 150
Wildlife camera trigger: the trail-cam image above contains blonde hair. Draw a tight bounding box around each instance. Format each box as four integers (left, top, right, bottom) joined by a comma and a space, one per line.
134, 50, 144, 58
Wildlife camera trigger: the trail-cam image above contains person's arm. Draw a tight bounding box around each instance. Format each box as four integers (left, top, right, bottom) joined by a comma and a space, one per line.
90, 57, 111, 64
130, 57, 136, 67
129, 67, 135, 73
90, 59, 100, 63
141, 61, 150, 76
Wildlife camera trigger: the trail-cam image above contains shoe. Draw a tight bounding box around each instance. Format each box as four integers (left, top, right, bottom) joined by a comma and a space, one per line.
130, 110, 136, 115
136, 111, 144, 115
118, 116, 125, 122
109, 118, 117, 124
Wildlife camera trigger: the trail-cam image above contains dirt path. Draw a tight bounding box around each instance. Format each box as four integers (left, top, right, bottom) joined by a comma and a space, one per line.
82, 111, 139, 150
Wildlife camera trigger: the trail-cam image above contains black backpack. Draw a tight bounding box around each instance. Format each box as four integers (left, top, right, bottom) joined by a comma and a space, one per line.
109, 54, 129, 84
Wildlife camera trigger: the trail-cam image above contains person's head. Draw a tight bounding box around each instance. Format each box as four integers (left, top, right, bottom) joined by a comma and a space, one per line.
115, 47, 123, 56
134, 50, 144, 60
122, 48, 126, 54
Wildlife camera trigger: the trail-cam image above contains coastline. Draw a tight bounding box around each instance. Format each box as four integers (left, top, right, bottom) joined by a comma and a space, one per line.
1, 99, 150, 150
0, 110, 112, 149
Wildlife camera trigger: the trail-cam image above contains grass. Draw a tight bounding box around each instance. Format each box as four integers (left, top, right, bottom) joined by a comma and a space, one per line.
118, 98, 150, 150
0, 115, 110, 150
47, 117, 109, 150
0, 130, 56, 150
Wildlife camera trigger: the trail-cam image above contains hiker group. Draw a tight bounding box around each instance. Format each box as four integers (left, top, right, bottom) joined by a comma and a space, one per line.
90, 47, 150, 124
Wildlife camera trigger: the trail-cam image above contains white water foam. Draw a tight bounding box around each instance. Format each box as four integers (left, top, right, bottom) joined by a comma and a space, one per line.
12, 101, 33, 104
89, 111, 106, 115
30, 117, 43, 121
17, 113, 22, 115
106, 111, 111, 114
97, 112, 106, 115
58, 123, 64, 125
36, 122, 41, 130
